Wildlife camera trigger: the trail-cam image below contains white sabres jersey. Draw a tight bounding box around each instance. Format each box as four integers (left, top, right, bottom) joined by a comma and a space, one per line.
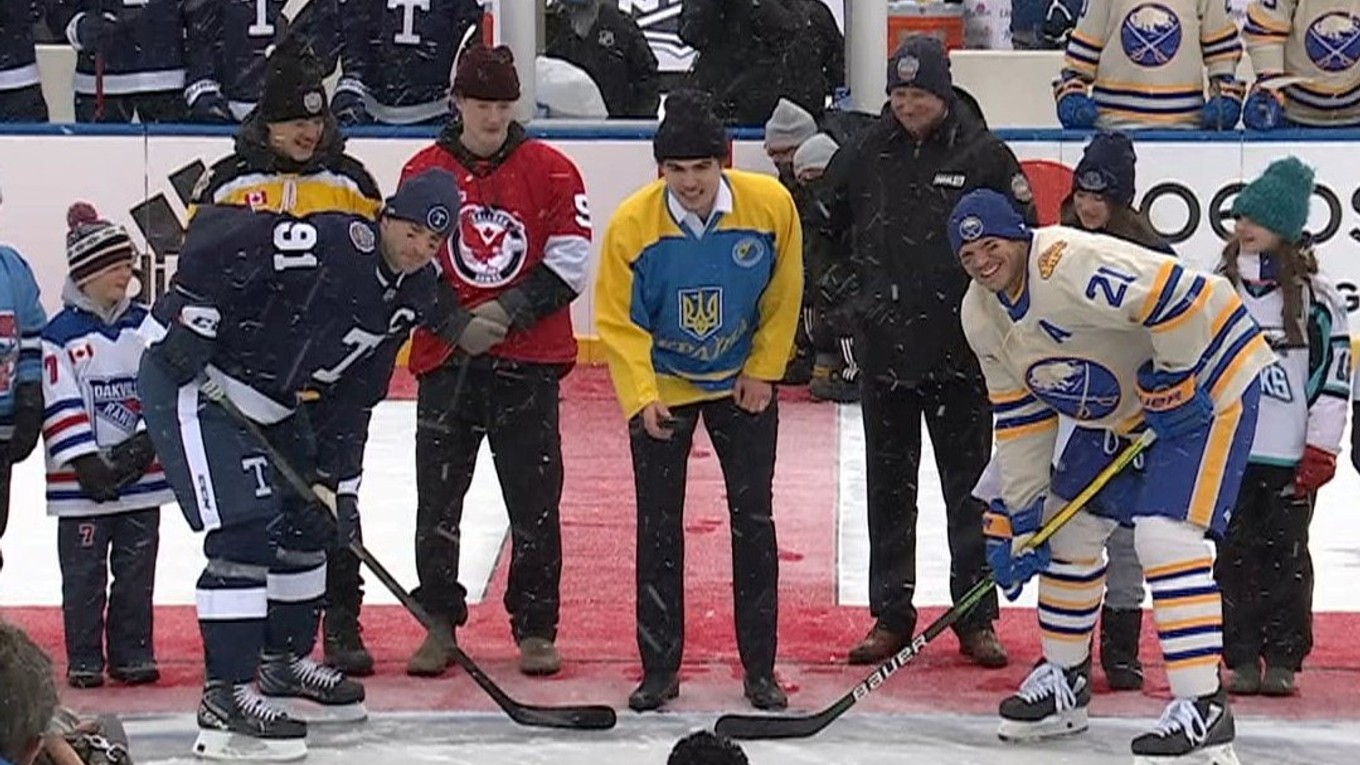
962, 227, 1276, 511
1244, 0, 1360, 126
1064, 0, 1243, 128
41, 290, 173, 518
1228, 252, 1352, 464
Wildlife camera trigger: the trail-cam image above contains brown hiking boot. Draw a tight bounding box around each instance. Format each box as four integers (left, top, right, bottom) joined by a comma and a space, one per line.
847, 627, 909, 665
406, 617, 458, 677
958, 627, 1009, 668
518, 637, 561, 676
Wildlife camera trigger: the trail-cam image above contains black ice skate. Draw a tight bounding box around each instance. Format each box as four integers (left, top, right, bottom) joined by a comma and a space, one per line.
194, 680, 307, 762
258, 652, 368, 723
997, 659, 1091, 741
1132, 686, 1239, 765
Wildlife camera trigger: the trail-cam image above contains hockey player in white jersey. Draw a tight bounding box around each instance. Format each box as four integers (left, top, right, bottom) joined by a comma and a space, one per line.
1213, 158, 1351, 697
949, 189, 1275, 764
1242, 0, 1360, 128
1055, 0, 1246, 129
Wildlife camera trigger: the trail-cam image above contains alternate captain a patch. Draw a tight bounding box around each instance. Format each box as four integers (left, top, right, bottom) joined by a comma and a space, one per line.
679, 286, 723, 341
1025, 356, 1122, 420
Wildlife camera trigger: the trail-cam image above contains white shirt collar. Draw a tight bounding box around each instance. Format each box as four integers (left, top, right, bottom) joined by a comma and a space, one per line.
667, 176, 734, 238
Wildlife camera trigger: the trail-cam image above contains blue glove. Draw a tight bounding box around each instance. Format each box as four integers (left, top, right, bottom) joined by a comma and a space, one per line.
335, 492, 362, 547
332, 80, 373, 126
1201, 78, 1244, 130
1136, 361, 1214, 440
1056, 92, 1098, 129
984, 497, 1051, 601
1243, 88, 1285, 131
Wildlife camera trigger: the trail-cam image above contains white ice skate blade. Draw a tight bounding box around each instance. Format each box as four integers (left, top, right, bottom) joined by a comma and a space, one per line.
997, 708, 1089, 742
1133, 743, 1240, 765
193, 729, 307, 762
267, 698, 368, 724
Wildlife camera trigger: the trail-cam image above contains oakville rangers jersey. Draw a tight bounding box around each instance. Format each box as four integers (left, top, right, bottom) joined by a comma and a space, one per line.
961, 226, 1275, 510
1244, 0, 1360, 126
1226, 252, 1351, 464
42, 285, 173, 518
1063, 0, 1243, 127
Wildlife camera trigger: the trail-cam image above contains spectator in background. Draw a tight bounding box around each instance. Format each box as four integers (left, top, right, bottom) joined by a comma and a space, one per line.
1011, 0, 1081, 50
183, 0, 339, 124
763, 98, 818, 385
0, 1, 49, 121
824, 36, 1034, 670
47, 0, 188, 123
0, 621, 60, 765
680, 0, 843, 125
667, 731, 750, 765
1241, 0, 1360, 129
544, 0, 659, 119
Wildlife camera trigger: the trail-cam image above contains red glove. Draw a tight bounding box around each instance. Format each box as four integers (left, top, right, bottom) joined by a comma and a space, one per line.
1295, 445, 1337, 495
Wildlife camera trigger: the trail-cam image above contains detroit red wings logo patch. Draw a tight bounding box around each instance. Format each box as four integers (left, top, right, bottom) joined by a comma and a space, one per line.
454, 204, 528, 288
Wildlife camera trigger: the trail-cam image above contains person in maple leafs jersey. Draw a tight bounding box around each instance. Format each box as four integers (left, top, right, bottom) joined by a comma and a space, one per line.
399, 44, 592, 680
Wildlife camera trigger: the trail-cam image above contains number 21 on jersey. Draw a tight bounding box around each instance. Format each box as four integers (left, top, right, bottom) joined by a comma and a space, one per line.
1085, 265, 1137, 309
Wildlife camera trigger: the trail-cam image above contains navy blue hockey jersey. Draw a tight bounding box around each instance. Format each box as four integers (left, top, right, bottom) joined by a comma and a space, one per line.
0, 1, 42, 93
185, 0, 338, 120
48, 0, 187, 95
337, 0, 483, 124
145, 206, 436, 483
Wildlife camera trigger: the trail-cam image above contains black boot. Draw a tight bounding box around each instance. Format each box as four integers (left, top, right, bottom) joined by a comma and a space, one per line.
628, 672, 679, 712
1099, 607, 1143, 691
744, 674, 788, 710
323, 547, 374, 677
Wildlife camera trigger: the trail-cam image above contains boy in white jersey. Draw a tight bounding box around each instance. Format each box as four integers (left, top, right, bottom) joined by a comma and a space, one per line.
42, 204, 173, 688
1243, 0, 1360, 129
1213, 158, 1351, 697
949, 189, 1274, 764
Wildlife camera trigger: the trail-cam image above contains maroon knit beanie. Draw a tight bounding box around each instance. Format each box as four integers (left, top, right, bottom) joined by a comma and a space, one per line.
452, 45, 521, 102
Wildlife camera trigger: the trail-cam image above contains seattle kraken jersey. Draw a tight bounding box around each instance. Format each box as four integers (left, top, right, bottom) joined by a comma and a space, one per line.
1226, 252, 1351, 465
337, 0, 484, 124
1244, 0, 1360, 127
0, 243, 44, 438
185, 0, 339, 119
1063, 0, 1242, 128
49, 0, 188, 96
961, 226, 1275, 511
0, 1, 42, 93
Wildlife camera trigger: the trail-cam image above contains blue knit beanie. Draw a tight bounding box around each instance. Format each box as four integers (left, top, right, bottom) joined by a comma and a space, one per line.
1073, 131, 1137, 208
948, 189, 1031, 256
1230, 157, 1315, 243
886, 36, 953, 101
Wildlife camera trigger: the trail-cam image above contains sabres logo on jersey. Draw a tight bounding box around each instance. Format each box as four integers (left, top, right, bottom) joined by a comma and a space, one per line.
454, 204, 529, 288
1305, 13, 1360, 73
1025, 357, 1122, 420
678, 286, 722, 341
90, 376, 142, 446
1121, 4, 1182, 68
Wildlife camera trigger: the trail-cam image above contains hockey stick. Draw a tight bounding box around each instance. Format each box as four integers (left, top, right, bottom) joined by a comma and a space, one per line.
714, 429, 1158, 741
203, 382, 618, 731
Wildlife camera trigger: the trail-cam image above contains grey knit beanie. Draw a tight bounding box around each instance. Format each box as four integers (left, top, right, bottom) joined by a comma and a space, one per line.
764, 98, 817, 152
793, 133, 839, 176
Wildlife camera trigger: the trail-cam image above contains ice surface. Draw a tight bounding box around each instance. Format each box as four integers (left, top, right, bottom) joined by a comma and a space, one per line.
122, 711, 1360, 764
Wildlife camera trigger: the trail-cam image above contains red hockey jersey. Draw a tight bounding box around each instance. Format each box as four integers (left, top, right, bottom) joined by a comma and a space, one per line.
403, 127, 591, 372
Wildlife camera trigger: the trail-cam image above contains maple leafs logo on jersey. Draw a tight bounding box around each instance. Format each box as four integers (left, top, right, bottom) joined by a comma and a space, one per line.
453, 204, 528, 288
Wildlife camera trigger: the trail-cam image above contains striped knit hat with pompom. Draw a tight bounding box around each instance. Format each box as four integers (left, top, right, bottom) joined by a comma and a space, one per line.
66, 202, 136, 285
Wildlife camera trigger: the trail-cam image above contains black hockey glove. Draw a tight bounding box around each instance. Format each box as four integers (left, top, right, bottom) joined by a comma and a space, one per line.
71, 454, 122, 503
188, 91, 234, 124
75, 12, 121, 55
331, 89, 372, 126
8, 382, 43, 463
107, 432, 157, 490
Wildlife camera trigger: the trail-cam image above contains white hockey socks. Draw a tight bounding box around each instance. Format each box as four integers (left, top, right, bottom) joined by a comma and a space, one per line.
1136, 516, 1222, 699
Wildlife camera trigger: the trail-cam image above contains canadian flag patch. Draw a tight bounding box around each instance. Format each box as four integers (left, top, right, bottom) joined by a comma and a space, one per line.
246, 190, 268, 210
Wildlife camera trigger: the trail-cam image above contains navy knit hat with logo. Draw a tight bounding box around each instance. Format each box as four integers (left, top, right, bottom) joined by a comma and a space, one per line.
66, 202, 136, 286
886, 35, 953, 100
1073, 131, 1138, 208
948, 189, 1031, 256
385, 168, 462, 234
260, 35, 329, 123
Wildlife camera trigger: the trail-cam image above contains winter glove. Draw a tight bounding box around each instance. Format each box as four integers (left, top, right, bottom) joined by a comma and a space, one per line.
1136, 362, 1214, 440
1201, 78, 1245, 130
1295, 444, 1337, 495
73, 12, 121, 55
71, 454, 121, 503
1243, 82, 1285, 131
1054, 76, 1098, 129
107, 432, 157, 490
8, 382, 43, 463
1352, 402, 1360, 474
185, 82, 234, 124
331, 81, 372, 126
984, 496, 1050, 601
471, 299, 513, 327
456, 315, 509, 356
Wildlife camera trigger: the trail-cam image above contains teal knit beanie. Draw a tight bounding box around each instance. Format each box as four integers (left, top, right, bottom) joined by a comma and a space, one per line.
1230, 157, 1315, 243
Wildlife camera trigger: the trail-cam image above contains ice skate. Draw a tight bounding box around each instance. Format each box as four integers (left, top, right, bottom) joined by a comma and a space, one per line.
258, 652, 368, 723
997, 659, 1091, 742
1131, 686, 1238, 765
194, 680, 306, 762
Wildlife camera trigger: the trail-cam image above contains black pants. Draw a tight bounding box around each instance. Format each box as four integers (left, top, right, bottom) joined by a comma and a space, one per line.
860, 374, 996, 636
0, 84, 48, 122
413, 356, 565, 641
58, 509, 161, 672
631, 395, 780, 676
1217, 463, 1314, 671
75, 90, 185, 123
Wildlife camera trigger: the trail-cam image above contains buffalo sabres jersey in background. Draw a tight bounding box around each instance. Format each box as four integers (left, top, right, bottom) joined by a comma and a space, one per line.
42, 284, 172, 517
961, 226, 1275, 511
1226, 252, 1351, 465
1244, 0, 1360, 126
1063, 0, 1242, 127
0, 244, 44, 440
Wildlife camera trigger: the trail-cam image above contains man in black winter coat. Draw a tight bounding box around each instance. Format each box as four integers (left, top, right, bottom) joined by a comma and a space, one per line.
824, 36, 1037, 670
545, 0, 659, 118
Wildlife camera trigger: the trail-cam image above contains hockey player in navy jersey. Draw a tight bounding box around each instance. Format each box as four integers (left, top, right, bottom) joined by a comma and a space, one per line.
47, 0, 189, 123
184, 0, 339, 123
42, 203, 173, 689
136, 168, 463, 761
334, 0, 485, 126
0, 1, 50, 121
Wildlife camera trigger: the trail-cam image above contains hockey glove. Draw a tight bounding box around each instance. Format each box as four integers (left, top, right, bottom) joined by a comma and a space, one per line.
8, 382, 43, 463
73, 12, 120, 55
331, 86, 372, 126
107, 432, 157, 491
154, 307, 219, 387
1243, 84, 1285, 131
1054, 77, 1098, 129
1295, 444, 1337, 495
984, 497, 1050, 601
456, 316, 509, 356
1136, 362, 1214, 441
71, 454, 122, 503
186, 89, 234, 124
1201, 77, 1245, 130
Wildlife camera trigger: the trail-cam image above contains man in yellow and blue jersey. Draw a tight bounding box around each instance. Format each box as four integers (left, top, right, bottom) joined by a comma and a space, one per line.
596, 88, 803, 714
